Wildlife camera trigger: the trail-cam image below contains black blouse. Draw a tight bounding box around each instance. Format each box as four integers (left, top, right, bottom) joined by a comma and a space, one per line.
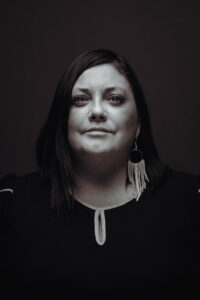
0, 170, 199, 299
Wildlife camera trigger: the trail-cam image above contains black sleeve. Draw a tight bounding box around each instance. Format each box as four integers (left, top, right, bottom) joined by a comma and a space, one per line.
189, 173, 200, 230
0, 173, 16, 228
188, 174, 200, 295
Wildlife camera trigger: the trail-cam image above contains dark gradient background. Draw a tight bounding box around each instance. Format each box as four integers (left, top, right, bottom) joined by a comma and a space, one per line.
0, 0, 200, 178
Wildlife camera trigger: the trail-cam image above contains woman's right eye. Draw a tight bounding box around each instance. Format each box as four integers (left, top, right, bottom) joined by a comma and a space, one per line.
71, 95, 89, 106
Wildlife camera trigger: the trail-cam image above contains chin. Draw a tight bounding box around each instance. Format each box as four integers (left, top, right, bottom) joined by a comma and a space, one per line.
83, 147, 113, 154
79, 143, 116, 154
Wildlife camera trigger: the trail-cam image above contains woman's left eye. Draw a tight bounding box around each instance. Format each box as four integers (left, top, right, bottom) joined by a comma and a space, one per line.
107, 95, 125, 105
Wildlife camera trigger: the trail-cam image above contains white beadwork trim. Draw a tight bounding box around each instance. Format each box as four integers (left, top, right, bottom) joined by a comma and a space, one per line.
74, 190, 138, 246
0, 188, 14, 194
94, 210, 106, 246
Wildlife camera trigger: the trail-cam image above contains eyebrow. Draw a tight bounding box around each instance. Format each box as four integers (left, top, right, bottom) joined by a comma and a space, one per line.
72, 87, 126, 94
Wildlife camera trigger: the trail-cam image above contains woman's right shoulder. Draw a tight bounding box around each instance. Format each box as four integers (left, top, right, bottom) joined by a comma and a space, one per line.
0, 173, 17, 196
0, 171, 50, 222
0, 170, 47, 199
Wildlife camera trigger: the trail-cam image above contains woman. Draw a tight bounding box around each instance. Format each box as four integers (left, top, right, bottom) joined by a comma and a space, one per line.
0, 49, 199, 299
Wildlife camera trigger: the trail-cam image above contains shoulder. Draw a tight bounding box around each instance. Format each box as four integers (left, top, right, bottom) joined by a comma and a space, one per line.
164, 168, 199, 184
158, 168, 199, 195
0, 170, 42, 188
0, 173, 17, 205
0, 171, 50, 223
0, 173, 16, 191
0, 170, 48, 201
148, 169, 200, 232
149, 168, 200, 208
151, 169, 200, 219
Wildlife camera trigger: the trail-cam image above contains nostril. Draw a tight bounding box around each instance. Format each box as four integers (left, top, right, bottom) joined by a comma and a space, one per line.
90, 114, 97, 120
89, 112, 106, 121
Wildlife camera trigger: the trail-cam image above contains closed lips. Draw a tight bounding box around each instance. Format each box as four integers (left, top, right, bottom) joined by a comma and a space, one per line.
86, 128, 110, 132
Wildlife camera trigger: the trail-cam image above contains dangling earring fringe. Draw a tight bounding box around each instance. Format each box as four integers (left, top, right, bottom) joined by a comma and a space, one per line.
128, 160, 149, 200
128, 142, 149, 200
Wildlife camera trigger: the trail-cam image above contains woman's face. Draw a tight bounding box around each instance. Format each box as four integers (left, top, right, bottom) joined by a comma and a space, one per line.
68, 63, 140, 159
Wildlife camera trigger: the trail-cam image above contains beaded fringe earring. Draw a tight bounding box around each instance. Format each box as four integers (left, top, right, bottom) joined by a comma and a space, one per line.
128, 140, 149, 201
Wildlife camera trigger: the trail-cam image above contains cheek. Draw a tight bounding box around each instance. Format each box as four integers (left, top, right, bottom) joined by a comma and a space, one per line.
68, 110, 77, 131
120, 106, 138, 132
68, 109, 88, 151
116, 107, 139, 149
68, 110, 84, 136
67, 111, 80, 147
68, 107, 87, 130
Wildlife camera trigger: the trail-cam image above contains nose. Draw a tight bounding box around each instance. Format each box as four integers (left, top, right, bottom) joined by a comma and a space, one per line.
88, 98, 107, 122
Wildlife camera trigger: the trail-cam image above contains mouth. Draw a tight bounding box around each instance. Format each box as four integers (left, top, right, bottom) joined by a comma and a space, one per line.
84, 127, 113, 136
86, 128, 111, 133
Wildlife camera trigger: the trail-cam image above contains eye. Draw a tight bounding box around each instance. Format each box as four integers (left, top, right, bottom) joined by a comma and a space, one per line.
107, 95, 125, 105
71, 95, 90, 106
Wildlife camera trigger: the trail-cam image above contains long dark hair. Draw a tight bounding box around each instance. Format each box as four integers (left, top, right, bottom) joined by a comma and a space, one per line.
36, 49, 165, 210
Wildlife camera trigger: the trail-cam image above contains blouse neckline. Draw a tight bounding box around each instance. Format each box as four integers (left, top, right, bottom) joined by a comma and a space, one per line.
73, 190, 137, 246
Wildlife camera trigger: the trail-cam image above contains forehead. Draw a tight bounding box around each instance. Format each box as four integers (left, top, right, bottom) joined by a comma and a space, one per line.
72, 64, 131, 91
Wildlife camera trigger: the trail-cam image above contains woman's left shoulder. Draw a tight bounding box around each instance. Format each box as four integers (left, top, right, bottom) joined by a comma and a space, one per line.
165, 168, 199, 181
162, 168, 199, 194
153, 169, 200, 228
153, 169, 200, 208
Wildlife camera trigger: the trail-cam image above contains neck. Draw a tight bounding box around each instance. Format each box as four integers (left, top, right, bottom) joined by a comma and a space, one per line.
71, 153, 134, 209
73, 151, 128, 182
